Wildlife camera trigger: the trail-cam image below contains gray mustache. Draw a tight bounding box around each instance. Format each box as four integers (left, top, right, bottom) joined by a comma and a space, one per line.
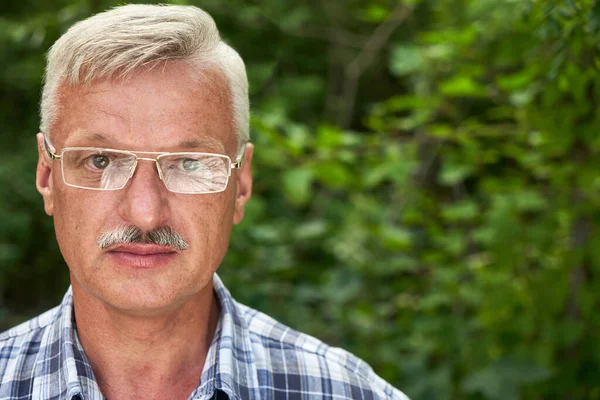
97, 225, 189, 251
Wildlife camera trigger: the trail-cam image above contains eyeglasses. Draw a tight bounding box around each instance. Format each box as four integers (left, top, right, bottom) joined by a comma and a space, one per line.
43, 136, 243, 194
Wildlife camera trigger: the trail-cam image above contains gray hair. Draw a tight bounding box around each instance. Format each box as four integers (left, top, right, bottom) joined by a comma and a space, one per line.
40, 4, 249, 154
97, 225, 188, 251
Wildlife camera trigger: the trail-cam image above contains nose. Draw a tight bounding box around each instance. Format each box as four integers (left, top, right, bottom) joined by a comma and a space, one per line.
117, 159, 170, 230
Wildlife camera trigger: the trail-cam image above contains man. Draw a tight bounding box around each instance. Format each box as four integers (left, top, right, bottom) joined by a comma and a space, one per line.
0, 4, 408, 400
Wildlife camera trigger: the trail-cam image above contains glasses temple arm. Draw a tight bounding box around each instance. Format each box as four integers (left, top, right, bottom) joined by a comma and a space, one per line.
43, 135, 61, 160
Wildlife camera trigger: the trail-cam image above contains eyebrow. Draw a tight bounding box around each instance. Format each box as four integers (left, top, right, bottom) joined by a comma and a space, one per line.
64, 131, 225, 153
177, 138, 225, 152
63, 131, 108, 147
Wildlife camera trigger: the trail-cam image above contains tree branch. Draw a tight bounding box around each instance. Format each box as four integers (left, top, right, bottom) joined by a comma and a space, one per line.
337, 5, 413, 128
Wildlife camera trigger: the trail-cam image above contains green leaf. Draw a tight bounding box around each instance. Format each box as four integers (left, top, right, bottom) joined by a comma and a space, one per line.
316, 125, 343, 148
463, 358, 552, 400
496, 66, 539, 91
381, 226, 412, 250
293, 220, 328, 240
314, 161, 353, 188
283, 167, 314, 206
441, 200, 479, 222
513, 190, 547, 212
362, 4, 390, 23
439, 76, 487, 97
390, 45, 424, 76
439, 163, 474, 186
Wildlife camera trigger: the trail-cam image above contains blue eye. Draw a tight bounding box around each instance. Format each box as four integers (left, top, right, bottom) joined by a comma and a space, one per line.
182, 158, 202, 172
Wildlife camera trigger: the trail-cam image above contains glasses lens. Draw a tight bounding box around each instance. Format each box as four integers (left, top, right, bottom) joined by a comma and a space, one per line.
62, 149, 136, 190
159, 153, 230, 193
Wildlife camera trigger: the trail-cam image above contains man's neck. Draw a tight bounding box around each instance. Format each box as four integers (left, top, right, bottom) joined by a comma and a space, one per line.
71, 281, 220, 400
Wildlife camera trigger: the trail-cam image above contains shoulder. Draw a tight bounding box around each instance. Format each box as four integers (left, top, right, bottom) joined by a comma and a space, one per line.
236, 302, 409, 400
0, 306, 59, 342
0, 306, 59, 385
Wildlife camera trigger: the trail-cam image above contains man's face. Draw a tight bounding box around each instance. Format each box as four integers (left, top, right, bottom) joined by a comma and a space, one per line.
35, 62, 253, 315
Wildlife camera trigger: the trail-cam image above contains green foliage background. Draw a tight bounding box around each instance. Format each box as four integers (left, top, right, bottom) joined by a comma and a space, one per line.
1, 0, 599, 398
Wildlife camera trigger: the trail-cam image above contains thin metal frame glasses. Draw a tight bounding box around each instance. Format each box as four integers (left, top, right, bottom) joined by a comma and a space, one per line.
43, 136, 243, 194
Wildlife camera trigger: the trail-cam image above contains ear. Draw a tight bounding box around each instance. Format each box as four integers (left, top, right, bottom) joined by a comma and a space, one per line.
232, 142, 253, 224
36, 132, 55, 216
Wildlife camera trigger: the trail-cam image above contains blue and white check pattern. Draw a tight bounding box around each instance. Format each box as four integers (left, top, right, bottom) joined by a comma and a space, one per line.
0, 274, 408, 400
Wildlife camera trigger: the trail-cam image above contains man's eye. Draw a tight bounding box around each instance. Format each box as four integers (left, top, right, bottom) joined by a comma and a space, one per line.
87, 154, 110, 169
181, 158, 204, 172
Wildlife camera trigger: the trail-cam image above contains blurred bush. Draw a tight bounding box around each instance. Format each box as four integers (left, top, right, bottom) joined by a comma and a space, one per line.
1, 0, 600, 399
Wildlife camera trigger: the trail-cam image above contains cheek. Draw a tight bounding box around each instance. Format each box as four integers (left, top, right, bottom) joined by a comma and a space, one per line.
54, 187, 92, 232
187, 198, 232, 238
53, 191, 87, 267
185, 187, 236, 226
183, 193, 236, 262
52, 185, 113, 263
53, 182, 79, 233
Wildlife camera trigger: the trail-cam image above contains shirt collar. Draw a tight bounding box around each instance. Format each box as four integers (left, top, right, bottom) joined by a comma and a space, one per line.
35, 288, 102, 400
40, 274, 260, 400
192, 274, 261, 400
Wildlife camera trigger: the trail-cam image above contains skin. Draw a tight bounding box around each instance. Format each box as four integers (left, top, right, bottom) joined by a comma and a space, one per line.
35, 61, 253, 400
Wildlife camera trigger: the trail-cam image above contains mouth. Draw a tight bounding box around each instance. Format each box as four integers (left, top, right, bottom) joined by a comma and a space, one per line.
106, 244, 179, 269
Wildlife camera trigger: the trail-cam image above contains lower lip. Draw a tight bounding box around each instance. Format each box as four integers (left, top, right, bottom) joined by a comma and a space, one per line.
108, 251, 177, 269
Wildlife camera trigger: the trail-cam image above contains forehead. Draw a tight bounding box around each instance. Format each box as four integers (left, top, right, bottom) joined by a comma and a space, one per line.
53, 62, 236, 154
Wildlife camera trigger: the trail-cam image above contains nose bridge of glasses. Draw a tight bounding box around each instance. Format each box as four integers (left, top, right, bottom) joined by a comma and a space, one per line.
128, 156, 164, 181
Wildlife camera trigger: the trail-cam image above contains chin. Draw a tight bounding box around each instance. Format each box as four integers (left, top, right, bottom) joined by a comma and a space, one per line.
74, 270, 211, 317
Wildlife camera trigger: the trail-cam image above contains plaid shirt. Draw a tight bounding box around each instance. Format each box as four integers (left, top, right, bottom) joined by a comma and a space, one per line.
0, 274, 408, 400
